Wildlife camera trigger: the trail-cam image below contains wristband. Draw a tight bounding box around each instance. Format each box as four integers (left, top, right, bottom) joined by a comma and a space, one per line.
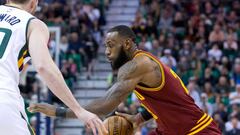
140, 109, 153, 121
56, 107, 67, 118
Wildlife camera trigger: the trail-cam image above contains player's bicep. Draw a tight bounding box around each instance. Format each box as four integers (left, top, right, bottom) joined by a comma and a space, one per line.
104, 79, 137, 106
28, 19, 51, 69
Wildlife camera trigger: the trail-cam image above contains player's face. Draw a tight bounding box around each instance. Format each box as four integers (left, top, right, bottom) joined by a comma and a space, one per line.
105, 32, 129, 70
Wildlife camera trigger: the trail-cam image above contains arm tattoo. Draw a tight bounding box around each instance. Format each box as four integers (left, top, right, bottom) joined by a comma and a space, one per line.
118, 60, 137, 81
83, 60, 139, 117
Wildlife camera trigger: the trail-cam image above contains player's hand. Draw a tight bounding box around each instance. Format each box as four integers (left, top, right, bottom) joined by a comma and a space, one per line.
75, 110, 108, 135
115, 112, 142, 129
27, 103, 57, 117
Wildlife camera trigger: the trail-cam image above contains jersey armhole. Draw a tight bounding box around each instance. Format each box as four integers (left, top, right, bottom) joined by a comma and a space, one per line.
25, 17, 35, 57
134, 52, 166, 91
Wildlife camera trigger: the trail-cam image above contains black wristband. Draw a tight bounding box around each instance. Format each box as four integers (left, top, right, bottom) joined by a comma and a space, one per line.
56, 107, 67, 118
140, 109, 153, 121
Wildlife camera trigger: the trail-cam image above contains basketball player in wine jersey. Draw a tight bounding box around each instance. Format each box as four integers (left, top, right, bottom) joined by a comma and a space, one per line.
29, 25, 221, 135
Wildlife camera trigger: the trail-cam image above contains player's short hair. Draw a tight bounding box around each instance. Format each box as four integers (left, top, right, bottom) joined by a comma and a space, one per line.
107, 25, 136, 42
9, 0, 30, 4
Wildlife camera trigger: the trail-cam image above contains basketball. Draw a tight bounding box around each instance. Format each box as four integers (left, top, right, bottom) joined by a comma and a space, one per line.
103, 116, 133, 135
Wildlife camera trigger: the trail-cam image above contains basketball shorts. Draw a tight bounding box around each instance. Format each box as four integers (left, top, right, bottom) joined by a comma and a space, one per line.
0, 91, 35, 135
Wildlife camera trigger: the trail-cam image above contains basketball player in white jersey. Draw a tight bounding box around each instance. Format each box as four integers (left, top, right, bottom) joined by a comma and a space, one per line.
0, 0, 107, 135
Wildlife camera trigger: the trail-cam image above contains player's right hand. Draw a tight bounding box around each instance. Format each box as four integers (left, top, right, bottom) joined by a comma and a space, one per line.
28, 103, 57, 117
75, 110, 108, 135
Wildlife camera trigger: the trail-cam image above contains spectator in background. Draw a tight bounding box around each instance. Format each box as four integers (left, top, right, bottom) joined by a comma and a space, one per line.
188, 82, 201, 108
150, 40, 162, 58
68, 32, 82, 53
194, 41, 206, 60
208, 44, 222, 62
160, 49, 177, 70
229, 85, 240, 105
59, 35, 69, 54
213, 113, 225, 133
145, 16, 158, 38
172, 11, 185, 35
209, 23, 225, 45
226, 11, 238, 30
215, 76, 230, 95
214, 102, 228, 123
203, 82, 215, 104
200, 93, 214, 116
223, 34, 238, 61
84, 35, 99, 79
230, 60, 240, 87
158, 9, 173, 32
179, 39, 191, 57
229, 104, 240, 120
225, 116, 240, 135
177, 56, 191, 84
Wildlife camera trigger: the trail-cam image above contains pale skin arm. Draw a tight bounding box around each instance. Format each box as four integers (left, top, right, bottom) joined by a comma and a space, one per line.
28, 19, 107, 135
28, 19, 84, 117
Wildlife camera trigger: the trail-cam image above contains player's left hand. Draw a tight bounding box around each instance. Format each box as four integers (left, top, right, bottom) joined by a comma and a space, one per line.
115, 112, 143, 129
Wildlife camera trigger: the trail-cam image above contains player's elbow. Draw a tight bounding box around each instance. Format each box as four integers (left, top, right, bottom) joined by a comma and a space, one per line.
35, 63, 46, 73
34, 60, 51, 73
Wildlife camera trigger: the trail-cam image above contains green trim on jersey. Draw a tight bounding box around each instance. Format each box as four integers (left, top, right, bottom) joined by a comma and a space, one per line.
20, 112, 35, 135
18, 17, 35, 71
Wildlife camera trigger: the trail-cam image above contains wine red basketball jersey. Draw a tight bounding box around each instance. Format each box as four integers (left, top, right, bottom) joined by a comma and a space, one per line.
133, 50, 213, 135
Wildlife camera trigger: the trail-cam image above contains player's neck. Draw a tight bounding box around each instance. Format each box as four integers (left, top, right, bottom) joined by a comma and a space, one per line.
6, 2, 27, 11
128, 47, 138, 60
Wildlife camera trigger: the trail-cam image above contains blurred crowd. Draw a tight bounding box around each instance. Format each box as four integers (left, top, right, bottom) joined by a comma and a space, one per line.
106, 0, 240, 134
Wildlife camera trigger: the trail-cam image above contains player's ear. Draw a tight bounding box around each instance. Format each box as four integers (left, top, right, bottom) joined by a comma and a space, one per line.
29, 0, 36, 10
124, 38, 131, 50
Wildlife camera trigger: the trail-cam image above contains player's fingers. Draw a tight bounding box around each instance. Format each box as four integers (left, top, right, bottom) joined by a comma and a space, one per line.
27, 104, 38, 112
28, 104, 47, 113
27, 107, 35, 112
27, 107, 41, 113
96, 119, 108, 135
88, 121, 97, 135
93, 120, 104, 135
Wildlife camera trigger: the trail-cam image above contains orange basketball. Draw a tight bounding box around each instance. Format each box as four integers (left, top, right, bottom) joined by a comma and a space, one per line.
103, 116, 133, 135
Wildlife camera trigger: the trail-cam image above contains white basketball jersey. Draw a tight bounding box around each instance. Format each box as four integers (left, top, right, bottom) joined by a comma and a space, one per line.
0, 5, 35, 95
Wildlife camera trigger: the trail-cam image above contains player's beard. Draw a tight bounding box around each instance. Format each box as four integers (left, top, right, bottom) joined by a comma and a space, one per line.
111, 46, 129, 70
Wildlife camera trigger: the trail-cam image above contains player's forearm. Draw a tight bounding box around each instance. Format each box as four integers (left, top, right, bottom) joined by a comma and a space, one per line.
84, 97, 115, 117
57, 98, 113, 118
84, 82, 130, 117
36, 62, 83, 113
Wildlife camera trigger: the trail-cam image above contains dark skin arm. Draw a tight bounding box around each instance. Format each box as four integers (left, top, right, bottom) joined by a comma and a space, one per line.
66, 57, 149, 118
27, 56, 156, 119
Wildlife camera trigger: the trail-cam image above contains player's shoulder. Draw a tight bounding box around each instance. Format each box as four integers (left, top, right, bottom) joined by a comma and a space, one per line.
29, 19, 47, 29
28, 19, 49, 34
118, 53, 152, 80
133, 52, 153, 68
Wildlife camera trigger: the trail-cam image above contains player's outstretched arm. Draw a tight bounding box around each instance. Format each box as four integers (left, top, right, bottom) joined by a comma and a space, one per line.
27, 19, 107, 135
82, 60, 142, 117
28, 56, 150, 119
